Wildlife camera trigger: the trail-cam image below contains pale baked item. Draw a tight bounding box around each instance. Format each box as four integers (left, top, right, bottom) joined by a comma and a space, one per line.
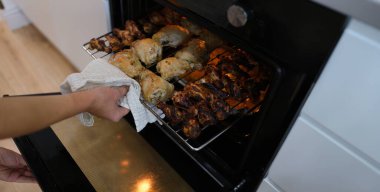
175, 39, 208, 70
132, 38, 162, 67
152, 25, 191, 48
108, 49, 145, 78
156, 57, 191, 80
139, 70, 174, 104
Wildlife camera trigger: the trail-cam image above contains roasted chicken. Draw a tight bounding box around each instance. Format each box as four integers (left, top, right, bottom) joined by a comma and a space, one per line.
108, 49, 145, 78
132, 38, 163, 67
182, 118, 201, 139
89, 38, 111, 53
152, 25, 191, 48
156, 57, 191, 80
175, 39, 208, 70
139, 70, 174, 104
113, 20, 145, 47
105, 35, 123, 52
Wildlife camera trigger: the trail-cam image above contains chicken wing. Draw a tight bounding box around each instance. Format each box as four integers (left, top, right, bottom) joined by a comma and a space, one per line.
132, 38, 163, 67
152, 25, 190, 48
108, 49, 145, 78
89, 38, 111, 53
156, 57, 191, 80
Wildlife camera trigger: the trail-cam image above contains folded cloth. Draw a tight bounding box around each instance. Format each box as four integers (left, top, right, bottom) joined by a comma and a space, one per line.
60, 58, 163, 131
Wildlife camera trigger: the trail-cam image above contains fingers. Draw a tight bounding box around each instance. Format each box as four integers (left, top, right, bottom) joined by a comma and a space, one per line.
117, 86, 129, 97
0, 167, 36, 183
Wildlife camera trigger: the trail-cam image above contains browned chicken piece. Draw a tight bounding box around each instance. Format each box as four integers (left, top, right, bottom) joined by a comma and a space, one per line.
156, 102, 188, 125
175, 39, 208, 70
152, 25, 191, 48
89, 38, 104, 50
202, 65, 224, 89
149, 11, 167, 26
138, 19, 158, 34
89, 38, 111, 53
182, 118, 201, 139
197, 103, 217, 126
180, 18, 202, 35
185, 83, 231, 120
208, 47, 230, 63
105, 35, 123, 52
139, 70, 174, 104
132, 38, 162, 67
199, 29, 224, 51
172, 91, 193, 108
108, 49, 145, 78
125, 20, 145, 39
113, 20, 145, 47
113, 28, 134, 46
156, 57, 191, 80
161, 7, 182, 24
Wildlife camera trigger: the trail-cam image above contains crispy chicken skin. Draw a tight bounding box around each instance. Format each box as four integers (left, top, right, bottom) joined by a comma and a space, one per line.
182, 118, 201, 139
113, 20, 144, 47
132, 38, 163, 67
108, 49, 145, 78
89, 38, 111, 53
175, 38, 208, 70
152, 25, 191, 48
105, 35, 123, 52
156, 57, 191, 80
139, 70, 174, 104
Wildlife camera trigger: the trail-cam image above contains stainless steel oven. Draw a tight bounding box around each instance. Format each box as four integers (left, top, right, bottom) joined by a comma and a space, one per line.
13, 0, 347, 191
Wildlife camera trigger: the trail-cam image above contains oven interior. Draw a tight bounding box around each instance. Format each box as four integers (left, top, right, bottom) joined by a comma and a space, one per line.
84, 0, 347, 191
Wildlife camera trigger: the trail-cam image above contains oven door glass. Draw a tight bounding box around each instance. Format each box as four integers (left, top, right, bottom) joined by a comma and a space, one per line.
51, 116, 192, 191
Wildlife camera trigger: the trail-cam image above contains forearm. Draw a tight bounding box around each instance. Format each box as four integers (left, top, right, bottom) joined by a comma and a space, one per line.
0, 92, 92, 139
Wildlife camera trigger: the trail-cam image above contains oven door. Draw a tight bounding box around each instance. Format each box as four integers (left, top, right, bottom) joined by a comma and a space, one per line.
14, 109, 196, 191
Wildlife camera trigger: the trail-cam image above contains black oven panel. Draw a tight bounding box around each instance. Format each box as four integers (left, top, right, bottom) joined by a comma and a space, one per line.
171, 0, 346, 74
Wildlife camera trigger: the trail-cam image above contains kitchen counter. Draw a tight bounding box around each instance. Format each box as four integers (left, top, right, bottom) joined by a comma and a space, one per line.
50, 116, 192, 192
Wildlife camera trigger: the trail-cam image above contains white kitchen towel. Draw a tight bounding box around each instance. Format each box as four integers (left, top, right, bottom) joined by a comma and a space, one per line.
60, 58, 163, 131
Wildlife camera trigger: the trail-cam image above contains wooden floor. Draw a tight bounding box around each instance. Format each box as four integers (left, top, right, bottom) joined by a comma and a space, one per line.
0, 21, 77, 192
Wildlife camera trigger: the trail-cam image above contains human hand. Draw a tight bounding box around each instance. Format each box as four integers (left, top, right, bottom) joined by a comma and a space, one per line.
0, 147, 36, 183
85, 86, 130, 122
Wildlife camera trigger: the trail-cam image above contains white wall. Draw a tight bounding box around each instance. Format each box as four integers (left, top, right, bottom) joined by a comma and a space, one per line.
1, 0, 30, 30
257, 19, 380, 192
13, 0, 110, 70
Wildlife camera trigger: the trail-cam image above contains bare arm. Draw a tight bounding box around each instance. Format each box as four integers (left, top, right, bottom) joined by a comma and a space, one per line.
0, 86, 129, 139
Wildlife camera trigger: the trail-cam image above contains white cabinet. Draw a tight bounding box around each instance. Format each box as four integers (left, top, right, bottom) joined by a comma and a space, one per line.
14, 0, 110, 70
258, 19, 380, 192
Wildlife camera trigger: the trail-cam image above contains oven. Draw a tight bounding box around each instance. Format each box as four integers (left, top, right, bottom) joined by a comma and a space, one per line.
13, 0, 347, 191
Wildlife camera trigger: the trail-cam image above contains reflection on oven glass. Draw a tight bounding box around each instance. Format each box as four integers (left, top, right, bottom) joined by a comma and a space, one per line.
133, 173, 156, 192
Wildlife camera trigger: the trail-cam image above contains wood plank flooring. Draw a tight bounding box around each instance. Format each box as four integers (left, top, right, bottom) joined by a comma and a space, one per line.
0, 21, 77, 192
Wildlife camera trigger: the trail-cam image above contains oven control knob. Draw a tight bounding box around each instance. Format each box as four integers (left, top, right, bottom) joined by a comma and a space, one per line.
227, 5, 250, 27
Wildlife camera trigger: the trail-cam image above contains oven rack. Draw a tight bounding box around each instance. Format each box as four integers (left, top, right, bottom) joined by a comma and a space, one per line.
82, 32, 265, 151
